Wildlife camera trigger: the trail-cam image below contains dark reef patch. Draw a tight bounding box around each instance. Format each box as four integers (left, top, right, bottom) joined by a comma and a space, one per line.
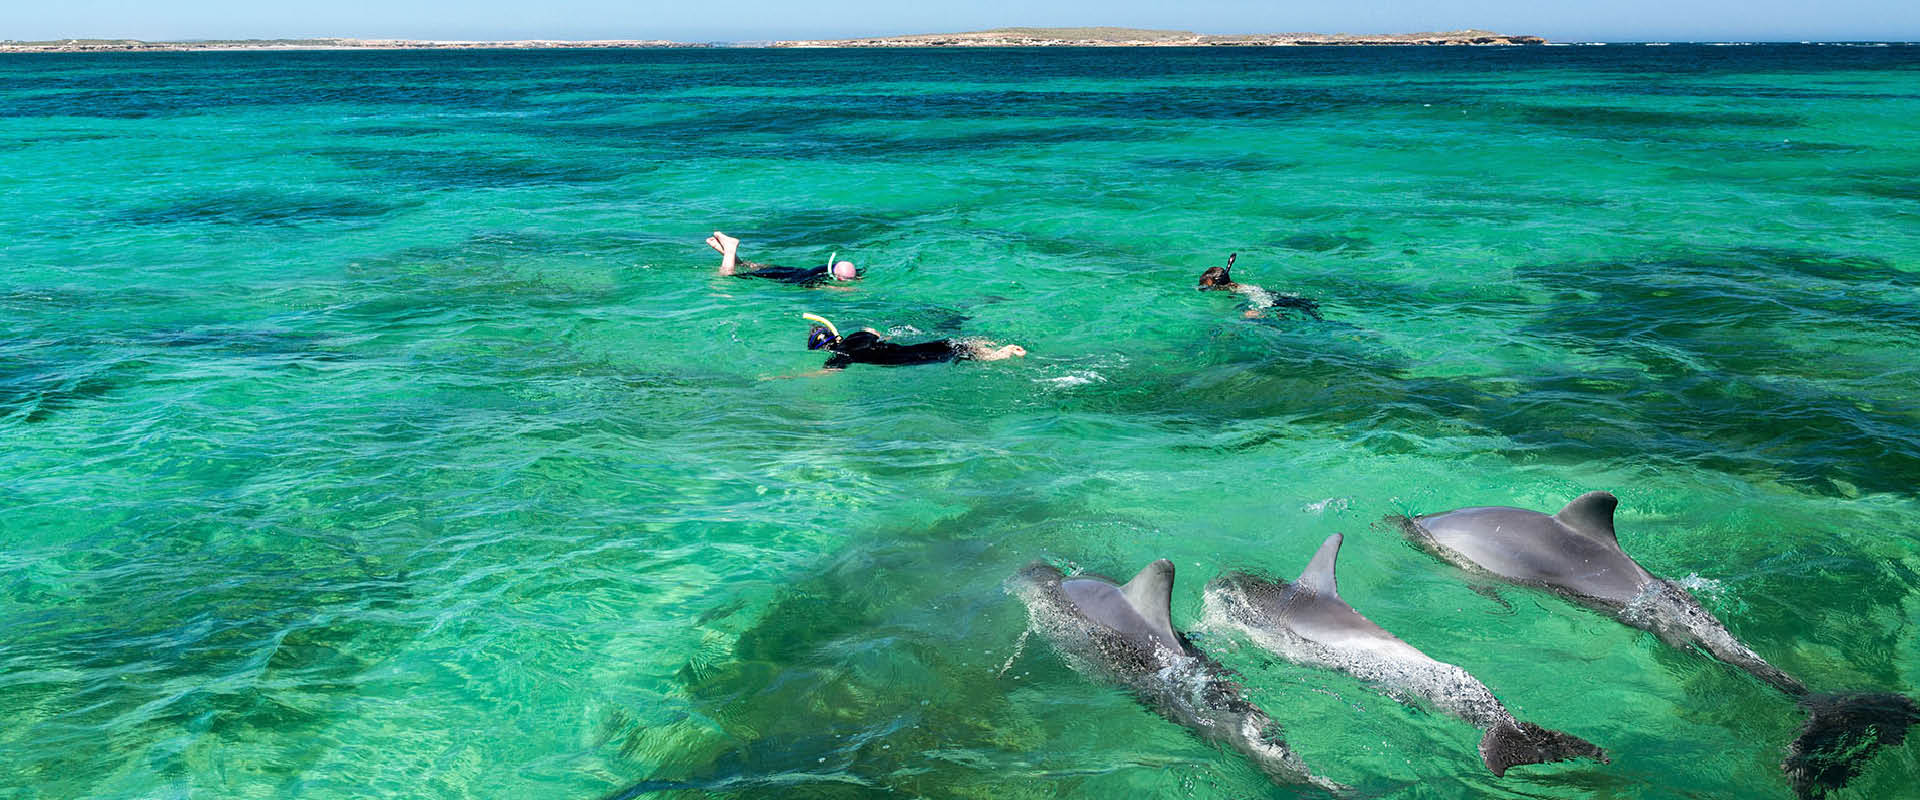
486, 85, 1385, 160
1080, 248, 1920, 498
727, 209, 933, 254
113, 190, 412, 227
605, 502, 1084, 798
1502, 103, 1805, 144
1517, 104, 1802, 131
0, 356, 135, 424
0, 536, 417, 790
805, 123, 1163, 158
1276, 232, 1370, 254
0, 82, 520, 119
315, 146, 622, 189
133, 327, 349, 365
1421, 186, 1615, 209
1498, 250, 1920, 495
331, 124, 455, 138
5, 132, 117, 147
1583, 80, 1920, 102
1843, 175, 1920, 203
1517, 249, 1920, 375
1131, 154, 1297, 173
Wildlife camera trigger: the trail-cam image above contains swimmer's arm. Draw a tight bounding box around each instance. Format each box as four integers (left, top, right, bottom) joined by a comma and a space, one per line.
1232, 284, 1271, 318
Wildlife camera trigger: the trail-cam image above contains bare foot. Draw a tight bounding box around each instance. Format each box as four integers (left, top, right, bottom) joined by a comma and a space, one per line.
714, 231, 741, 274
1243, 308, 1264, 319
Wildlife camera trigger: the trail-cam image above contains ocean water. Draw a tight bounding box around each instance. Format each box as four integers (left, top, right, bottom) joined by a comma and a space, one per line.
2, 44, 1918, 799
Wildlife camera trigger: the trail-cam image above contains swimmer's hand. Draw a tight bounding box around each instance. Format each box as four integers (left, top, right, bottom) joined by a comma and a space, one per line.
973, 344, 1026, 361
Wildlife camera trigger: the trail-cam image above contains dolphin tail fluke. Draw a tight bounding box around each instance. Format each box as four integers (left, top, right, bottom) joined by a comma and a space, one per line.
1479, 722, 1609, 777
1784, 692, 1920, 799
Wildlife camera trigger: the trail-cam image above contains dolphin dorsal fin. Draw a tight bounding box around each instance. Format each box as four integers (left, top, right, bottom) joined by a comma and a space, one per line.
1120, 559, 1179, 646
1554, 491, 1620, 546
1296, 533, 1344, 596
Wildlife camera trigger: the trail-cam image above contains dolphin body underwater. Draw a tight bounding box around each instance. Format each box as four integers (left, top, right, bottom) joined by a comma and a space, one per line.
1203, 533, 1609, 777
1010, 559, 1346, 794
1395, 491, 1920, 798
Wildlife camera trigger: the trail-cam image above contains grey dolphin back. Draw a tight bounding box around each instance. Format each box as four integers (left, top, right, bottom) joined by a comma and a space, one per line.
1013, 559, 1348, 793
1281, 533, 1399, 642
1206, 533, 1609, 777
1297, 532, 1342, 595
1399, 492, 1920, 796
1118, 559, 1180, 651
1401, 492, 1653, 606
1552, 491, 1622, 547
1059, 558, 1182, 654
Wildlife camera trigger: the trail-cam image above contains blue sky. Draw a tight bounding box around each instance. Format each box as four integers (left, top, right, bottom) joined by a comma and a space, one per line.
9, 0, 1918, 43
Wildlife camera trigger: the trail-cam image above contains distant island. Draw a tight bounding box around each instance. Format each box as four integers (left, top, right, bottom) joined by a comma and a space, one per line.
0, 38, 710, 53
0, 28, 1548, 54
771, 27, 1549, 47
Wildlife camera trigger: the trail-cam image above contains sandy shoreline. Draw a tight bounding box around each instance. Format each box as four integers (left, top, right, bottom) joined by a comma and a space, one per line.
0, 38, 709, 54
773, 28, 1548, 48
0, 28, 1548, 54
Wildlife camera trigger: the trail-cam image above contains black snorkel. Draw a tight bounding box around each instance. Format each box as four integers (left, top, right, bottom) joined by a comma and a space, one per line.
1198, 252, 1237, 290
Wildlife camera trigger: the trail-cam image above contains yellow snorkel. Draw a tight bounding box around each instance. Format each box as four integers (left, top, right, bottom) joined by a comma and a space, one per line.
801, 313, 840, 339
802, 312, 842, 350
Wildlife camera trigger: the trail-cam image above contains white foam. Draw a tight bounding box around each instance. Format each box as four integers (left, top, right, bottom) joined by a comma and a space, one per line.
1302, 497, 1351, 514
1035, 370, 1106, 387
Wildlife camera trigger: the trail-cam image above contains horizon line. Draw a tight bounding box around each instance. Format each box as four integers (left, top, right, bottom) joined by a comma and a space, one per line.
7, 35, 1920, 45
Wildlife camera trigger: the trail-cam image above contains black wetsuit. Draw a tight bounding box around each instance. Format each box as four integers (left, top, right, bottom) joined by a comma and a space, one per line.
823, 331, 966, 370
737, 262, 834, 286
1216, 284, 1323, 320
1266, 294, 1324, 321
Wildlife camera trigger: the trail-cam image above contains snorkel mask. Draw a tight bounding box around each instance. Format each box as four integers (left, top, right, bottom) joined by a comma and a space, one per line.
1197, 252, 1237, 290
802, 312, 842, 350
826, 251, 859, 281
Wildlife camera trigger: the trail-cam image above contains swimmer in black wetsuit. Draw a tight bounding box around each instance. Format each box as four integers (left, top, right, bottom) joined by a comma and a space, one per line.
799, 316, 1025, 373
1197, 253, 1323, 320
708, 231, 860, 286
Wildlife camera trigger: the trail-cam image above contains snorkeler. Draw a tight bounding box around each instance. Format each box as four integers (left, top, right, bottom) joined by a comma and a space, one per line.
1197, 253, 1323, 320
800, 313, 1025, 372
708, 231, 860, 286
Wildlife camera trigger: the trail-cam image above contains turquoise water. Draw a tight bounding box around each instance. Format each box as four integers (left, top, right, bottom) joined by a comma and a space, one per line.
2, 45, 1918, 798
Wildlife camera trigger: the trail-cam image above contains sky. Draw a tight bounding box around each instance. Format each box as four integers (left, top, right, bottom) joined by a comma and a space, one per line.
6, 0, 1919, 43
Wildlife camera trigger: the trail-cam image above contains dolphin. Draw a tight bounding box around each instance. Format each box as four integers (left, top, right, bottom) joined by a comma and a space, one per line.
1203, 533, 1608, 776
1010, 559, 1345, 794
1395, 491, 1919, 798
